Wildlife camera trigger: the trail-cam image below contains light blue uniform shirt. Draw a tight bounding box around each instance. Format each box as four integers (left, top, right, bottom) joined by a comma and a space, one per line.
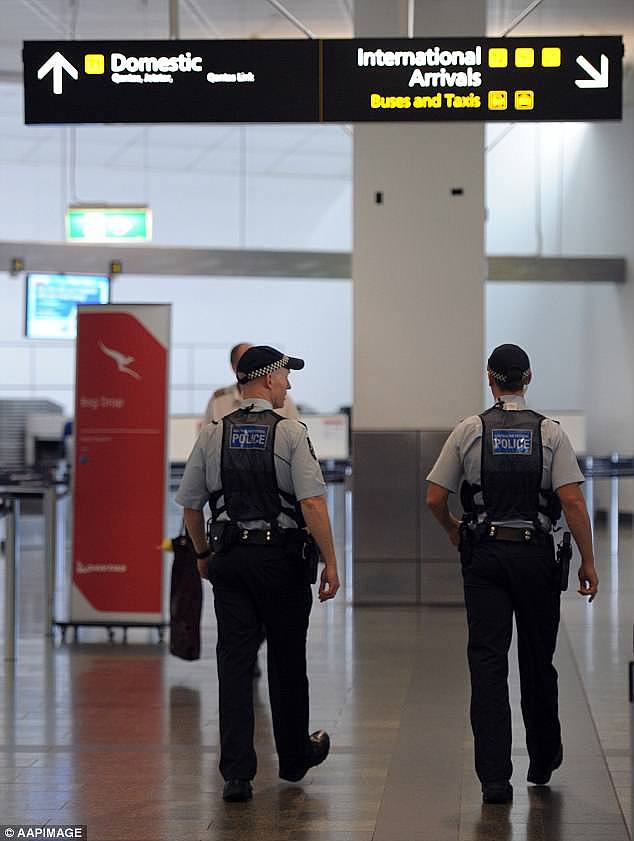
426, 394, 584, 529
175, 398, 326, 529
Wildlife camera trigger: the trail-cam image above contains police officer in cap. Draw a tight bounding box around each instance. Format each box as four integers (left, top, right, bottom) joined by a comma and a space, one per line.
203, 342, 300, 424
176, 346, 340, 803
426, 344, 598, 805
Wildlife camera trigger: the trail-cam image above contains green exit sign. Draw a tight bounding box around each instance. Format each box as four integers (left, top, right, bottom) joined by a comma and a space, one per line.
66, 206, 151, 242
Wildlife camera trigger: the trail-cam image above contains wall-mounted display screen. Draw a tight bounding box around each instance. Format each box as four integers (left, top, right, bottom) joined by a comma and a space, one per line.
25, 273, 110, 339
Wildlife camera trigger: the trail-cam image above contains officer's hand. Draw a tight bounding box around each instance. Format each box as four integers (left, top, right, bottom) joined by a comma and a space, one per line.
448, 522, 460, 547
197, 558, 210, 580
319, 565, 340, 602
578, 563, 598, 602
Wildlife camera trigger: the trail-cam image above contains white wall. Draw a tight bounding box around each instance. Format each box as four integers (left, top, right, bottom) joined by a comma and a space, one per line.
1, 142, 352, 250
486, 282, 587, 411
114, 273, 352, 415
0, 271, 352, 416
485, 83, 634, 460
486, 280, 633, 452
485, 81, 634, 511
0, 81, 352, 250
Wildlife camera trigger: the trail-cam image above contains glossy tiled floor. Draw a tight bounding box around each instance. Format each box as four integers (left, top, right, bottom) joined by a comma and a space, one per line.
0, 499, 631, 841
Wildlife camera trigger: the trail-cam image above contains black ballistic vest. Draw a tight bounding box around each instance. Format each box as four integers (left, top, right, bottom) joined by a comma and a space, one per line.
212, 407, 303, 527
479, 405, 544, 523
460, 405, 562, 527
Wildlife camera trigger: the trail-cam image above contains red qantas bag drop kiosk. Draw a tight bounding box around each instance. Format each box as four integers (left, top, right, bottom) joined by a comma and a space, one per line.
68, 304, 170, 638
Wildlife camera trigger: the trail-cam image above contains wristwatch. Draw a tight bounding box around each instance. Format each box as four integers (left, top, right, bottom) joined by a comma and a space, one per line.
194, 546, 212, 560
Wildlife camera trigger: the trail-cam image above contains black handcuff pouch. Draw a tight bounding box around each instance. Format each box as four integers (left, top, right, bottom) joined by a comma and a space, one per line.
206, 521, 238, 555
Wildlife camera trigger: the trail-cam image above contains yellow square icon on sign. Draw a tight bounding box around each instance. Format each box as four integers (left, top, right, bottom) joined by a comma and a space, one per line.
541, 47, 561, 67
488, 90, 508, 111
84, 54, 105, 75
488, 48, 508, 68
515, 47, 535, 68
515, 90, 535, 110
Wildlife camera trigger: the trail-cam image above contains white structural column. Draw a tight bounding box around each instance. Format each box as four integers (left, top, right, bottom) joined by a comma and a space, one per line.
352, 0, 486, 603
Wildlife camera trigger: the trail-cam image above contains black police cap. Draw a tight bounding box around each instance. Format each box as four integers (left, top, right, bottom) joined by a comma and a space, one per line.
236, 345, 305, 384
487, 344, 531, 387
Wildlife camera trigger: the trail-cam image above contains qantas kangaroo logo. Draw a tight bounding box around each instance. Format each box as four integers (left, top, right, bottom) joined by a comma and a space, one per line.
98, 340, 142, 380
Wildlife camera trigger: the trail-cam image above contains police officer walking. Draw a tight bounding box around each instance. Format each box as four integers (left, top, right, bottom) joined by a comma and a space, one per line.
202, 340, 299, 679
426, 344, 598, 805
176, 346, 340, 803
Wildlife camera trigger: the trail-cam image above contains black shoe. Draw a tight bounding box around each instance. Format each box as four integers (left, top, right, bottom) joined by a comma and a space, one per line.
527, 743, 563, 785
222, 779, 253, 802
482, 781, 513, 804
279, 730, 331, 782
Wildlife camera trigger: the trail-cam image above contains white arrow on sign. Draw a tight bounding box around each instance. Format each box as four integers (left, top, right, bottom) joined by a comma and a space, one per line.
575, 54, 609, 89
37, 51, 78, 95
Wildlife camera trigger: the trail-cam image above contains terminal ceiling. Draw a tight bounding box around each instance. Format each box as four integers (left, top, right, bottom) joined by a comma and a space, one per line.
0, 1, 632, 177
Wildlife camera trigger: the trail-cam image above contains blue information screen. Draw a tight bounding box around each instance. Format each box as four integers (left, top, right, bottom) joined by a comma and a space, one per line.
25, 273, 110, 339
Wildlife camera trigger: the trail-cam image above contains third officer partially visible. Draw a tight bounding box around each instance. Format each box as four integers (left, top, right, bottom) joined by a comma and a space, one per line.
426, 343, 598, 805
176, 345, 340, 803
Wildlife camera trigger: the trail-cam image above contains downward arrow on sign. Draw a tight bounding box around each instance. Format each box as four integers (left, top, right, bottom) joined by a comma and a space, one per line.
575, 54, 609, 89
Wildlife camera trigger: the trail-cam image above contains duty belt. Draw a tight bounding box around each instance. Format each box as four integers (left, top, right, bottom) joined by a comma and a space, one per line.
236, 527, 303, 547
208, 520, 307, 551
485, 524, 541, 543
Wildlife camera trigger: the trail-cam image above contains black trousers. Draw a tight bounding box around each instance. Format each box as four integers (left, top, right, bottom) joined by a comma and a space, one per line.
461, 535, 561, 784
208, 544, 313, 781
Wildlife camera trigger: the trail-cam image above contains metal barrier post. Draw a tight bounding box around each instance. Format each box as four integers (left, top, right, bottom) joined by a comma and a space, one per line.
344, 471, 353, 603
4, 498, 20, 661
43, 486, 57, 638
609, 453, 619, 554
326, 481, 336, 521
583, 456, 594, 527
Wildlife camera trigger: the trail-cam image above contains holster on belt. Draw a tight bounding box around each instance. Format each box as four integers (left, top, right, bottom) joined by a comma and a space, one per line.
206, 521, 238, 554
301, 533, 320, 584
556, 531, 572, 591
458, 520, 475, 566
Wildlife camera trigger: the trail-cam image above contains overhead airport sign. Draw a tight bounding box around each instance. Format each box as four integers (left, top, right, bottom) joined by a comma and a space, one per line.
23, 36, 623, 125
24, 40, 318, 124
322, 37, 623, 122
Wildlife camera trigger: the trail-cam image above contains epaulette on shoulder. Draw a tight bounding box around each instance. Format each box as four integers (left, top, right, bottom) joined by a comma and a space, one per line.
213, 386, 232, 398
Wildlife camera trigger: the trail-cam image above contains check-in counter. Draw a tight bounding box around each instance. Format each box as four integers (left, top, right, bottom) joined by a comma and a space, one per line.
25, 413, 69, 467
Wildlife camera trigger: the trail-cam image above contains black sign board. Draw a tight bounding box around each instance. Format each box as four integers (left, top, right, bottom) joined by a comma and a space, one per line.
323, 36, 623, 122
23, 40, 318, 124
23, 36, 623, 125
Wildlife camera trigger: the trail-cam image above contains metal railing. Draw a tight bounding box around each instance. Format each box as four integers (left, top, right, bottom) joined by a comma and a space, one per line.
579, 454, 634, 557
0, 481, 67, 659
